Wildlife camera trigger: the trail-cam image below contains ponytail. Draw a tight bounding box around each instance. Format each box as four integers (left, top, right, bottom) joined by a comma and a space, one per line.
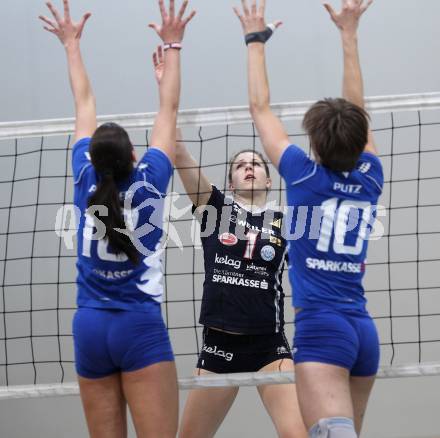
88, 171, 139, 265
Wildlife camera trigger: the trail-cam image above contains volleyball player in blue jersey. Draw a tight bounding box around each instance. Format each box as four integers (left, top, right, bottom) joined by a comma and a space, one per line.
151, 48, 306, 438
235, 0, 380, 436
39, 1, 195, 436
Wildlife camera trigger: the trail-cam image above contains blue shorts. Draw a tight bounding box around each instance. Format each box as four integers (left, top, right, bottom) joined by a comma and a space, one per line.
293, 309, 380, 377
73, 306, 174, 379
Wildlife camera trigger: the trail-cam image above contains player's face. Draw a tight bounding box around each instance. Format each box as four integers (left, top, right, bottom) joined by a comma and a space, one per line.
229, 152, 271, 194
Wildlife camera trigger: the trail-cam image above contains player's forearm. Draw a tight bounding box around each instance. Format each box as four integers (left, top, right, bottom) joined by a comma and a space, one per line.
247, 43, 271, 114
158, 49, 181, 113
175, 129, 196, 169
341, 31, 364, 109
176, 129, 212, 205
65, 43, 95, 111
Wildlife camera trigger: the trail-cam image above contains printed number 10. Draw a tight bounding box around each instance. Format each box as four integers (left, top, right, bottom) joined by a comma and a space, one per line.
317, 198, 372, 256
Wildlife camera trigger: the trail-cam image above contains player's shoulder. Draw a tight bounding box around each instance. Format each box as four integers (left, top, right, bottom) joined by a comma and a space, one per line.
353, 152, 384, 193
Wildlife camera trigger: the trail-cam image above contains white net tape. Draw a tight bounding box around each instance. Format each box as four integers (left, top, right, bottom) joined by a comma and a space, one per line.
2, 362, 440, 400
1, 93, 439, 140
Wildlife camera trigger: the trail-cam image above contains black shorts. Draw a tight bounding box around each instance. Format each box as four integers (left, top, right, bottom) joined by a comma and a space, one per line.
196, 327, 292, 374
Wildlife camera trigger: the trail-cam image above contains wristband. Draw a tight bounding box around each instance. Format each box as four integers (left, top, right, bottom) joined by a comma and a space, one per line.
163, 42, 182, 51
245, 25, 275, 46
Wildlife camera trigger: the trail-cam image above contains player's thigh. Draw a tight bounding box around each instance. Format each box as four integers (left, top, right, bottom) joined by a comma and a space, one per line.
350, 375, 376, 435
78, 373, 127, 438
295, 362, 353, 431
257, 359, 307, 438
122, 361, 178, 438
179, 368, 239, 438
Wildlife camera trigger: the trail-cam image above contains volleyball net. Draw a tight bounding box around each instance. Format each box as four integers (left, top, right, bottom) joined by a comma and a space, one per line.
1, 92, 440, 399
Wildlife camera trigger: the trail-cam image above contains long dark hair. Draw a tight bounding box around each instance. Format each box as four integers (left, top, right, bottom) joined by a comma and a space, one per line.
87, 123, 139, 264
303, 98, 369, 172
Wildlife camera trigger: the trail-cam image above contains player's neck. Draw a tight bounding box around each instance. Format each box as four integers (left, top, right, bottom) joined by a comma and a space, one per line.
233, 191, 267, 211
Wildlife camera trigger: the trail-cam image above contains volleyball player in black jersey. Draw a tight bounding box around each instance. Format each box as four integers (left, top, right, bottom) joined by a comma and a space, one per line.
153, 44, 305, 438
178, 145, 306, 438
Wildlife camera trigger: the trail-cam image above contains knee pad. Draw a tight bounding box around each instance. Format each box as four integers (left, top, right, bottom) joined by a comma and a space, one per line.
309, 417, 357, 438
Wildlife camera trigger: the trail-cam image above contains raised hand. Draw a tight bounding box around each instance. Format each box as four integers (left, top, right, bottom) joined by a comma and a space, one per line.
233, 0, 282, 36
152, 45, 165, 85
148, 0, 196, 43
323, 0, 373, 35
39, 0, 91, 47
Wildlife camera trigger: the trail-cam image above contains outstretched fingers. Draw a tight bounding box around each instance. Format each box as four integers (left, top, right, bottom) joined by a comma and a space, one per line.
169, 0, 175, 19
182, 9, 196, 26
241, 0, 250, 16
360, 0, 373, 14
177, 0, 189, 21
39, 14, 57, 30
63, 0, 70, 21
153, 51, 159, 68
77, 12, 91, 38
158, 0, 168, 21
323, 2, 338, 22
251, 0, 257, 15
258, 0, 266, 16
153, 45, 164, 68
43, 26, 57, 34
233, 6, 244, 24
46, 2, 62, 25
148, 22, 162, 36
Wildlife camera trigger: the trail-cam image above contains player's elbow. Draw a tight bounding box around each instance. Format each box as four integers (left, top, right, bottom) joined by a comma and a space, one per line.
249, 99, 270, 116
76, 93, 96, 113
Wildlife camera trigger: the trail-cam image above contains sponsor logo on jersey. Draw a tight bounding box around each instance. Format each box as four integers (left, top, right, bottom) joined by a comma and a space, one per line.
212, 274, 269, 290
235, 218, 276, 236
276, 346, 289, 355
246, 263, 269, 277
269, 236, 283, 247
358, 162, 371, 174
202, 344, 234, 362
270, 218, 282, 229
219, 232, 238, 246
232, 204, 242, 214
93, 268, 134, 280
260, 245, 276, 262
215, 253, 241, 269
306, 257, 363, 274
333, 182, 362, 194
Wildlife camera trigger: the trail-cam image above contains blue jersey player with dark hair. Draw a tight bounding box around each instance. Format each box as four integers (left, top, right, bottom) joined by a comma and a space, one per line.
236, 0, 380, 436
39, 1, 195, 437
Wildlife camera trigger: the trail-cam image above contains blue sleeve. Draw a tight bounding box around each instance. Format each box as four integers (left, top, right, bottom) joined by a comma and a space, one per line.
278, 145, 316, 186
72, 137, 92, 184
137, 147, 173, 194
357, 152, 384, 194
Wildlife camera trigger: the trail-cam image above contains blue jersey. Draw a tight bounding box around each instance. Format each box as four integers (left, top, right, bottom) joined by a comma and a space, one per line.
72, 137, 173, 312
279, 145, 384, 312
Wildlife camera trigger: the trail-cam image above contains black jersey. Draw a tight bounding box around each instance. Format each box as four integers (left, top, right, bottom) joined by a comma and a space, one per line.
194, 186, 287, 334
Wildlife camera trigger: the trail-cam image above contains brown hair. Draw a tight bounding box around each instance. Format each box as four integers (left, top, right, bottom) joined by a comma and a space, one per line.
228, 149, 270, 184
303, 98, 369, 172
